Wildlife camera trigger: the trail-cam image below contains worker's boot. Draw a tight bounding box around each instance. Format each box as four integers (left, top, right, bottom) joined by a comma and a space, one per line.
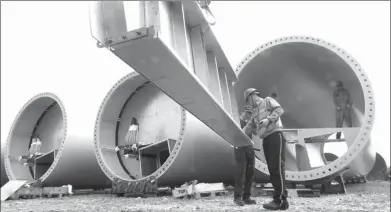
263, 199, 289, 210
233, 198, 245, 206
243, 197, 256, 205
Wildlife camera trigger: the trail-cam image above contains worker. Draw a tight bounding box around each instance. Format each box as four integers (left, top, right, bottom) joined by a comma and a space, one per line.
18, 137, 42, 166
115, 117, 147, 159
333, 81, 353, 139
242, 88, 289, 210
234, 113, 256, 206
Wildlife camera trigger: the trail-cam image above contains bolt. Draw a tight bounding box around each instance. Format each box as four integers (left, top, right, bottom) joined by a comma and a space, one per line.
122, 34, 127, 39
136, 31, 141, 35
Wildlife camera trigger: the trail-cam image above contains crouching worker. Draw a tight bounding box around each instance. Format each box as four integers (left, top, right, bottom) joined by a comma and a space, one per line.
243, 88, 289, 210
18, 137, 42, 166
115, 117, 148, 159
233, 105, 257, 206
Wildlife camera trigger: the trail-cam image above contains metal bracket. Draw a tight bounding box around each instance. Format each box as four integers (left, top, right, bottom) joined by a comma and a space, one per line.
107, 27, 149, 49
96, 41, 105, 48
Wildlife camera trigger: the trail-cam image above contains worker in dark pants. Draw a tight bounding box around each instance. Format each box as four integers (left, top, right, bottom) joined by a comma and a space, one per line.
333, 81, 353, 139
233, 105, 257, 206
242, 88, 289, 210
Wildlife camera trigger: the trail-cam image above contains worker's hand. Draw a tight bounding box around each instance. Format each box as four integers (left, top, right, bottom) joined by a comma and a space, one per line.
115, 146, 120, 152
336, 106, 341, 111
259, 119, 269, 127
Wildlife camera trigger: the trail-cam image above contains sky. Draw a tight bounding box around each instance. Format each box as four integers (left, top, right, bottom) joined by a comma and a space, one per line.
1, 1, 390, 165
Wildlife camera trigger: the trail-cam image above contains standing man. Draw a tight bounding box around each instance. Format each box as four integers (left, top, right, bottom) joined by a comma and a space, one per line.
233, 105, 257, 206
242, 88, 289, 210
333, 81, 353, 139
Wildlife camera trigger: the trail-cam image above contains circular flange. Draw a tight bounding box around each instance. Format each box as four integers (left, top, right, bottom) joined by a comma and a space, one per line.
4, 92, 67, 183
235, 36, 375, 181
94, 72, 187, 182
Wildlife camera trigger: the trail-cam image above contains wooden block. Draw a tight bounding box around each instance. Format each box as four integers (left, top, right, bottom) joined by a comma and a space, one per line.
194, 183, 224, 193
297, 189, 321, 197
111, 177, 158, 196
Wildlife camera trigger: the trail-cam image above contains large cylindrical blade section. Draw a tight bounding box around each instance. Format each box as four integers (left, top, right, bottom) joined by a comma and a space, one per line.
234, 36, 376, 182
4, 93, 111, 189
94, 72, 247, 186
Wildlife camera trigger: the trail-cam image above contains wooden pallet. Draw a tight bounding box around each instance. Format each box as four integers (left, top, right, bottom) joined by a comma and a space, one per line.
8, 185, 72, 200
173, 181, 227, 199
194, 190, 228, 199
111, 177, 158, 198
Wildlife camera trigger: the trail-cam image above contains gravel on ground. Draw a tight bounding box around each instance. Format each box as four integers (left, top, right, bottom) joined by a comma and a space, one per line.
2, 181, 390, 212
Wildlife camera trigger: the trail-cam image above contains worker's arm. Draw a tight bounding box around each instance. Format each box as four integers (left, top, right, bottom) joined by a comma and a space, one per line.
243, 116, 256, 138
240, 119, 247, 129
265, 97, 284, 123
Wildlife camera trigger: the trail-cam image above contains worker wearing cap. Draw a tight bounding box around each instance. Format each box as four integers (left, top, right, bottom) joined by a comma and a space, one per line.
334, 81, 353, 139
242, 88, 289, 210
233, 105, 257, 206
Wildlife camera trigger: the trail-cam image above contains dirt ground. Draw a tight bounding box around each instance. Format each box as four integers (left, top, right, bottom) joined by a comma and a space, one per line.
2, 181, 390, 212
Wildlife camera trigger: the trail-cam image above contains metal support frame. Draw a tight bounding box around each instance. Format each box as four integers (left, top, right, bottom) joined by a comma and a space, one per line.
206, 51, 223, 105
218, 69, 231, 113
89, 1, 252, 147
227, 78, 240, 124
190, 25, 211, 88
282, 128, 360, 172
89, 2, 376, 186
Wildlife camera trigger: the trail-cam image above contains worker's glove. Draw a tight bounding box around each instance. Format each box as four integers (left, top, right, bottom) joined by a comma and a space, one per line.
259, 119, 269, 127
336, 106, 341, 111
115, 146, 120, 152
